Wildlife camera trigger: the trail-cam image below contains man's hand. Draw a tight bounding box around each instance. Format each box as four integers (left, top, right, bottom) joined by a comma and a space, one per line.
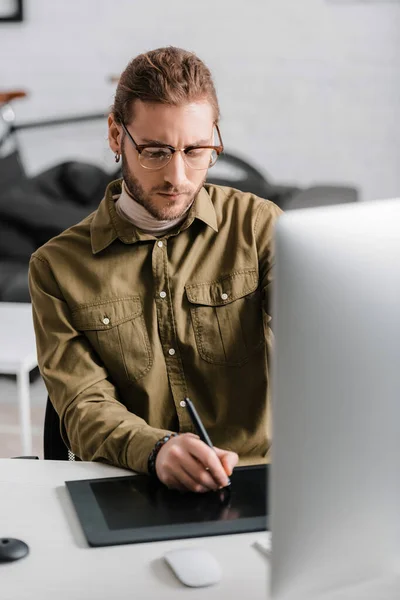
155, 433, 238, 493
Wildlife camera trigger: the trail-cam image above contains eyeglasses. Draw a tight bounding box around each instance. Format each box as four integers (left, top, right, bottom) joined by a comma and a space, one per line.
120, 121, 224, 171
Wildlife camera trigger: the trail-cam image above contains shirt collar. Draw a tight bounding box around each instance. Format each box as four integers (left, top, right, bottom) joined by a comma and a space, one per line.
186, 185, 218, 233
91, 179, 218, 255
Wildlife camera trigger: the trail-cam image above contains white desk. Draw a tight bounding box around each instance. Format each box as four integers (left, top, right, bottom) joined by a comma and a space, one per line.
0, 459, 269, 600
0, 303, 37, 455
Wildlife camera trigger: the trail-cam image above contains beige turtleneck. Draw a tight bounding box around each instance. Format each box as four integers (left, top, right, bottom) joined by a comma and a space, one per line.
115, 181, 192, 236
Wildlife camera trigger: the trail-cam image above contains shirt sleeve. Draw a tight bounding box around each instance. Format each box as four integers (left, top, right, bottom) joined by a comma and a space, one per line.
254, 199, 284, 322
29, 254, 173, 473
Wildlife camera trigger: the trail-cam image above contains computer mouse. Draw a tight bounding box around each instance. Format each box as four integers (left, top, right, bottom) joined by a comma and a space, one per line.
164, 547, 221, 587
0, 538, 29, 563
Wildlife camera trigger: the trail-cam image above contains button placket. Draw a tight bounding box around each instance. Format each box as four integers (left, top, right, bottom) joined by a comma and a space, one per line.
152, 238, 190, 426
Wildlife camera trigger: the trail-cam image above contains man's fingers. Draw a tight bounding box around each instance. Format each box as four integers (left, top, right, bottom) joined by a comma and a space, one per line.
155, 433, 236, 492
185, 437, 231, 488
214, 447, 239, 477
163, 464, 212, 493
167, 443, 220, 491
175, 466, 212, 493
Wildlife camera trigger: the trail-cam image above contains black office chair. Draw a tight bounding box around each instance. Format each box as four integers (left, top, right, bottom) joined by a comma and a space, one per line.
43, 397, 75, 460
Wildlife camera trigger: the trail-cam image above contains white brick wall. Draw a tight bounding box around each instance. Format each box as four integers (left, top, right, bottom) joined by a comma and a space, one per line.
1, 0, 399, 201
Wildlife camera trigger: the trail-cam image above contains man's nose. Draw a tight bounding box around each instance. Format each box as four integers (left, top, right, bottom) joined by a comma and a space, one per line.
163, 151, 188, 188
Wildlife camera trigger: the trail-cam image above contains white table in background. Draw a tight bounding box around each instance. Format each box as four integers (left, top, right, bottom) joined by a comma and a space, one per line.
0, 459, 270, 600
0, 302, 37, 455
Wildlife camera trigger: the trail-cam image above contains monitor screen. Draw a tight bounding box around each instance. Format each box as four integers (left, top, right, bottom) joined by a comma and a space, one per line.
270, 199, 400, 598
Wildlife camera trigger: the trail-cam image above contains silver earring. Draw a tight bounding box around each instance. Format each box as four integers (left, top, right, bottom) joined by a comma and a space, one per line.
115, 151, 120, 163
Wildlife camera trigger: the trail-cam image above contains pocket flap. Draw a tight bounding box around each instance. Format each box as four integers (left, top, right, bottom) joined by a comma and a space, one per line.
185, 269, 258, 306
71, 297, 142, 331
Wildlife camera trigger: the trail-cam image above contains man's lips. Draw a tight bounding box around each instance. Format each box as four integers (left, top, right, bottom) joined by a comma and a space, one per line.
157, 192, 186, 199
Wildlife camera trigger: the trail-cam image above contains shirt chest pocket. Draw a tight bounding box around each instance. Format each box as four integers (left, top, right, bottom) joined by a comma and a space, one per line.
185, 269, 264, 367
71, 297, 153, 383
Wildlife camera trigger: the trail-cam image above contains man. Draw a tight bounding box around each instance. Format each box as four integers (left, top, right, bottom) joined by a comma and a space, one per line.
29, 46, 282, 493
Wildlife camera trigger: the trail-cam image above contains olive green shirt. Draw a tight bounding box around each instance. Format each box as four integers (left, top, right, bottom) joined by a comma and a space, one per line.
29, 180, 282, 473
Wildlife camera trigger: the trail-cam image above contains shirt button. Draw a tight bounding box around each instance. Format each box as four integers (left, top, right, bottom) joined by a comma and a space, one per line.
157, 241, 163, 248
102, 317, 110, 325
221, 292, 228, 300
159, 291, 167, 299
168, 348, 176, 356
180, 400, 186, 408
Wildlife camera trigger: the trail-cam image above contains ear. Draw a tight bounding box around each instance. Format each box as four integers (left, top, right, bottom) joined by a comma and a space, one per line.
108, 113, 122, 153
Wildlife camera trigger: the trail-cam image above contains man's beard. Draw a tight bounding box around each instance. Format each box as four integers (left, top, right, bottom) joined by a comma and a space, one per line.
121, 153, 206, 221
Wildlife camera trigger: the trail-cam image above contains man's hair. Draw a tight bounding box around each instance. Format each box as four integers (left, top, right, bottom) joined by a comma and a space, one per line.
112, 46, 220, 124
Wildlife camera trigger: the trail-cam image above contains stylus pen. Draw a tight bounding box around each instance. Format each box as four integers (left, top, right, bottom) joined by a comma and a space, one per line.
184, 396, 231, 486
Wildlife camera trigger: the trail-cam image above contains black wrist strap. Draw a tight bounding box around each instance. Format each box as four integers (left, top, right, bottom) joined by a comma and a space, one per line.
147, 433, 179, 477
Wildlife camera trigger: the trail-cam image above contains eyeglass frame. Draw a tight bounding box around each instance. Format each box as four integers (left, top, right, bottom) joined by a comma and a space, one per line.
120, 120, 224, 170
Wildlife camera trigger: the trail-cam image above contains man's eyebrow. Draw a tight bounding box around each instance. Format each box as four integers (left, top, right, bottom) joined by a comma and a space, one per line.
141, 138, 169, 146
188, 138, 213, 146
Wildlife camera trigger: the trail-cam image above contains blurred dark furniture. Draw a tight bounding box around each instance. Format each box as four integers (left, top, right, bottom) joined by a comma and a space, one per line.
207, 151, 358, 212
206, 151, 302, 208
0, 98, 118, 302
284, 184, 358, 210
0, 152, 118, 302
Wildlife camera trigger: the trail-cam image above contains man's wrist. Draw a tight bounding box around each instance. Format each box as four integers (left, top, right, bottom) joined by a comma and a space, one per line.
147, 432, 179, 477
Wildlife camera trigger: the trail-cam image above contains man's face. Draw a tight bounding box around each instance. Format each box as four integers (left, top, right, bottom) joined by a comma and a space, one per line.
108, 100, 215, 221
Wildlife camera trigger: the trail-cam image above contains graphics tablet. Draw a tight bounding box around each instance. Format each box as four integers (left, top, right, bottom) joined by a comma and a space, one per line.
66, 464, 268, 547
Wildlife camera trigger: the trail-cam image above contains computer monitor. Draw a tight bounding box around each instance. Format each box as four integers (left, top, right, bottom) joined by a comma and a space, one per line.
270, 199, 400, 599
